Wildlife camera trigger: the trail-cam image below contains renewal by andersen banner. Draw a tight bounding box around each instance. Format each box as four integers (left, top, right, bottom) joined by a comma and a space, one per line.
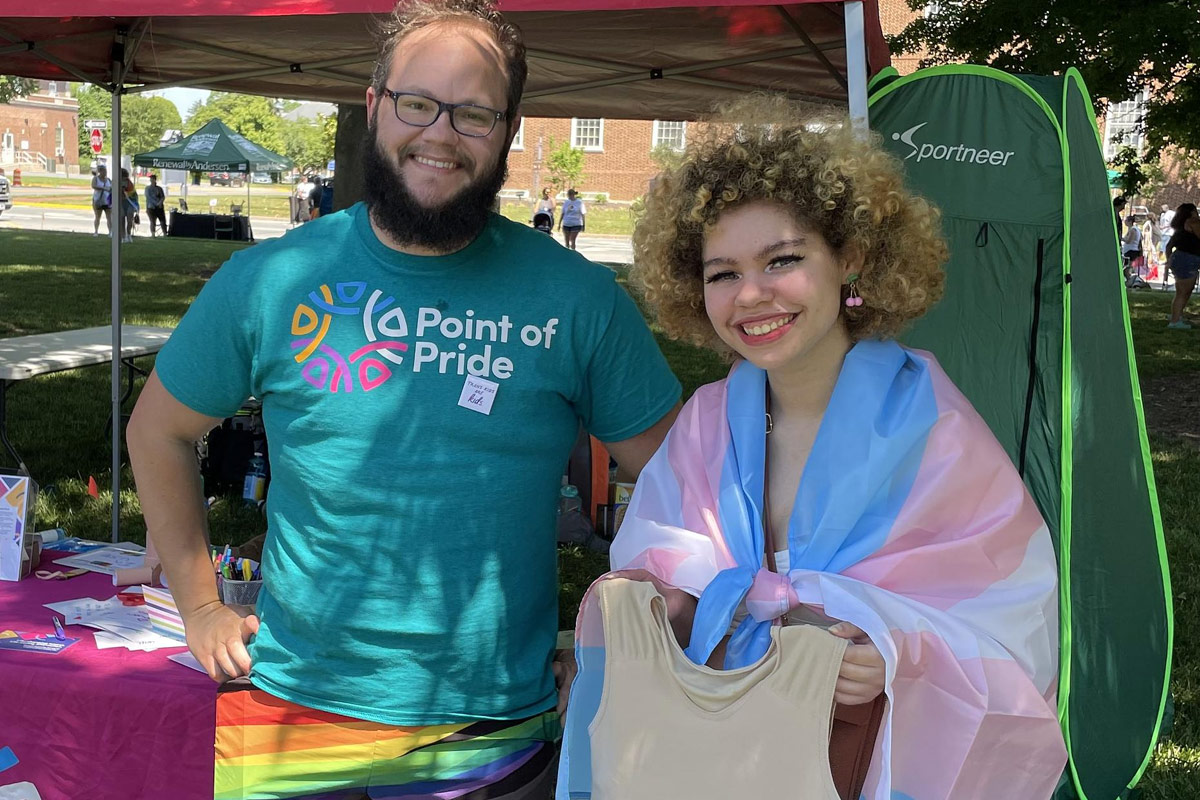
133, 119, 292, 174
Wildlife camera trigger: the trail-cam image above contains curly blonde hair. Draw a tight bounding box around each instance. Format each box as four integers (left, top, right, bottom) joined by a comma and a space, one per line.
632, 94, 948, 352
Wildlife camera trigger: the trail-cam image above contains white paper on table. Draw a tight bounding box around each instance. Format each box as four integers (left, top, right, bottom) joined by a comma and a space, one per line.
44, 596, 122, 625
0, 781, 43, 800
76, 605, 183, 649
168, 651, 208, 673
52, 547, 146, 576
93, 629, 184, 651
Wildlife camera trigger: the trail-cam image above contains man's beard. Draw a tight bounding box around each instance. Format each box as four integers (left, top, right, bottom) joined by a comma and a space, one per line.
362, 121, 508, 252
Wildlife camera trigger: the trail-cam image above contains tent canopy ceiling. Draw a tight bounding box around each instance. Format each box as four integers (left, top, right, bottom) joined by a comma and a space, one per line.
0, 1, 887, 119
131, 118, 294, 172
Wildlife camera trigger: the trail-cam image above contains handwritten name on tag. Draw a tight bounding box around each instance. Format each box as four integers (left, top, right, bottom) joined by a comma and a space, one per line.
458, 375, 499, 415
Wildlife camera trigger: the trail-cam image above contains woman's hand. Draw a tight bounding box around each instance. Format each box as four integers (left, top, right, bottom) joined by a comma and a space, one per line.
829, 621, 886, 706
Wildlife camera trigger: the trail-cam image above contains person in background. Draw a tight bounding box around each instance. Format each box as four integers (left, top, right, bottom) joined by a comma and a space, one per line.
308, 175, 325, 220
1165, 202, 1200, 329
534, 186, 555, 225
119, 168, 138, 243
145, 174, 168, 237
1158, 203, 1175, 257
1122, 214, 1143, 284
127, 1, 681, 797
293, 174, 314, 223
91, 165, 112, 237
1113, 195, 1127, 233
559, 187, 586, 250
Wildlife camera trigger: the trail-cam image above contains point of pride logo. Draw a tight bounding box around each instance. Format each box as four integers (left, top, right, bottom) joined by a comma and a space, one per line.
291, 282, 409, 393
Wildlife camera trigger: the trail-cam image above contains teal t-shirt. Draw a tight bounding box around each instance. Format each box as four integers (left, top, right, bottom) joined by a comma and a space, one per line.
155, 203, 680, 725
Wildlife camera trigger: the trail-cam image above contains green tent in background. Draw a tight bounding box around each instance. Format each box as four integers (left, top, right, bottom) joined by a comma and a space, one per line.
868, 66, 1172, 800
132, 118, 292, 173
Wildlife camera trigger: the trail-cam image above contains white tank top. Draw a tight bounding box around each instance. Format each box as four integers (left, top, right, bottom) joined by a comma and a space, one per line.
588, 578, 846, 800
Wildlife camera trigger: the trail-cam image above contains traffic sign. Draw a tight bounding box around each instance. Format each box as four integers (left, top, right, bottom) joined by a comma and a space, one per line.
84, 119, 107, 130
90, 129, 104, 154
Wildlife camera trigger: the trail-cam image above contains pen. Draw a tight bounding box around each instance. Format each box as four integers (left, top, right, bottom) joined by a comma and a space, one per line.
243, 560, 251, 581
51, 616, 67, 641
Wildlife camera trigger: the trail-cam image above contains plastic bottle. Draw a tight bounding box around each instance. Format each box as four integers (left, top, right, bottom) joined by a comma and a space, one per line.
242, 452, 267, 505
558, 483, 582, 517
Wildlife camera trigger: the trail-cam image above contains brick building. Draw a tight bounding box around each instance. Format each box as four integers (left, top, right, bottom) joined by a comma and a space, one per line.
502, 116, 684, 202
0, 79, 79, 175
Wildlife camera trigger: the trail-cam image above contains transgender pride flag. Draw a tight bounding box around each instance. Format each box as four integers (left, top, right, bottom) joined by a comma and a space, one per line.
558, 340, 1066, 800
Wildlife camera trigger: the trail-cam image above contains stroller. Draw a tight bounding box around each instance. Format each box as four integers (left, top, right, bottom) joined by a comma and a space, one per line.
532, 211, 554, 234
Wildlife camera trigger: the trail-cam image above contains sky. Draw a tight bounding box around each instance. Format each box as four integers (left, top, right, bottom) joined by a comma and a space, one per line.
149, 87, 210, 123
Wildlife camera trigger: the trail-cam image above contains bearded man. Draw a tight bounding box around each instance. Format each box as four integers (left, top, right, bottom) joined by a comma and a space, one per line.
127, 2, 680, 796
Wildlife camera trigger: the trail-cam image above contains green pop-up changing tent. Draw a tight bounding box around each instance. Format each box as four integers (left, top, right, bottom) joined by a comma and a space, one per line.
867, 66, 1172, 800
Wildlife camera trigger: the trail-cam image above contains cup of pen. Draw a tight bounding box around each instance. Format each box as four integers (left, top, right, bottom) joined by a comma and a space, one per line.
215, 555, 262, 608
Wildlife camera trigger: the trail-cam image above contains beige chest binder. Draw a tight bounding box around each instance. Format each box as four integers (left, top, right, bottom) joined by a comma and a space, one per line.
588, 578, 848, 800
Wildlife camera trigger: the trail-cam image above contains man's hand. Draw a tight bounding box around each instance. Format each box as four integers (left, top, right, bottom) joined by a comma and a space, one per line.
552, 649, 578, 716
183, 601, 260, 683
829, 621, 886, 706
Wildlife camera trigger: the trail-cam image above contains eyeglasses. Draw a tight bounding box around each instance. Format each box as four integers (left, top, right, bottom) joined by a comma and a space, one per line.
384, 90, 506, 138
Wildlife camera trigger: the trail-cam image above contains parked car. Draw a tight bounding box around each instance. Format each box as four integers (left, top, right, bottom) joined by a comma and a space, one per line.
208, 171, 245, 187
251, 172, 273, 184
0, 173, 11, 217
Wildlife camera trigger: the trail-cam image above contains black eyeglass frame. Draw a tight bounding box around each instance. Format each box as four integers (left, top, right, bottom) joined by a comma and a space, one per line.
383, 89, 507, 138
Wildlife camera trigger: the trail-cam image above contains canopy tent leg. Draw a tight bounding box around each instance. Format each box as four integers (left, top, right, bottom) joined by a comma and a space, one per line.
844, 0, 869, 132
110, 32, 126, 543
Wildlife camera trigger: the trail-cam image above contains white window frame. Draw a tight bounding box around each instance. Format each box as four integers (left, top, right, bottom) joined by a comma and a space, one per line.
1104, 91, 1147, 160
571, 118, 604, 152
510, 118, 525, 150
55, 124, 64, 157
47, 81, 57, 96
652, 120, 687, 151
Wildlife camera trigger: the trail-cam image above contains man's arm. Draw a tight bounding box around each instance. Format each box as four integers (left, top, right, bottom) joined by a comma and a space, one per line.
601, 402, 680, 480
127, 370, 259, 682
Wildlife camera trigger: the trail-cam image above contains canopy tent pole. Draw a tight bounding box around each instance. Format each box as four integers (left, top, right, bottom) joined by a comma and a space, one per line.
110, 30, 126, 542
845, 0, 869, 132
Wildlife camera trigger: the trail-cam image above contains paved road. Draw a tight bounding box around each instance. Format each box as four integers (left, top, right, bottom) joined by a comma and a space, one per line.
0, 203, 635, 265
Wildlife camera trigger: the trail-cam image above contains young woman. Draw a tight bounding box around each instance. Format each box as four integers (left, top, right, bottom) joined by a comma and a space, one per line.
558, 97, 1066, 800
558, 188, 586, 250
91, 165, 112, 237
1165, 202, 1200, 329
119, 168, 138, 243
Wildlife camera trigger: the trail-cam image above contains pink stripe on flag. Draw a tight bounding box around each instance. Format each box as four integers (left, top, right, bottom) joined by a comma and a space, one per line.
844, 357, 1042, 609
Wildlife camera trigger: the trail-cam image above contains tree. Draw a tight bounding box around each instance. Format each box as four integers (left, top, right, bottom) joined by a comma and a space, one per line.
121, 95, 182, 157
546, 138, 586, 194
318, 112, 337, 169
891, 0, 1200, 157
0, 76, 35, 104
650, 142, 686, 174
185, 92, 284, 154
75, 84, 111, 161
280, 118, 326, 174
73, 86, 182, 162
1109, 146, 1151, 200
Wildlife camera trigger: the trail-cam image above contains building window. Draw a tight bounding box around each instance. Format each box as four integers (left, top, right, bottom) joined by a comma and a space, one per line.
55, 124, 64, 156
1104, 91, 1146, 159
47, 81, 57, 96
510, 118, 524, 150
571, 118, 604, 151
652, 120, 687, 151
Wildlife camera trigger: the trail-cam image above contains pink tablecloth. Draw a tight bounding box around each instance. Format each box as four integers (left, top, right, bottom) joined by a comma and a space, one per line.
0, 560, 216, 800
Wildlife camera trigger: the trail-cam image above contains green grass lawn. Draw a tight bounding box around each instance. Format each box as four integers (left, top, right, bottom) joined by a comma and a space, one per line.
3, 230, 1198, 796
19, 189, 295, 220
498, 201, 637, 236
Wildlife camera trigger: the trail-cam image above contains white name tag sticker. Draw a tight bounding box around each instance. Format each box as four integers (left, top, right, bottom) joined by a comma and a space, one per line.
458, 375, 499, 415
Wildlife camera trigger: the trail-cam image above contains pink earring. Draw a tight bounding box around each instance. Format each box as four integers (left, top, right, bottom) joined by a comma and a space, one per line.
845, 274, 864, 308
